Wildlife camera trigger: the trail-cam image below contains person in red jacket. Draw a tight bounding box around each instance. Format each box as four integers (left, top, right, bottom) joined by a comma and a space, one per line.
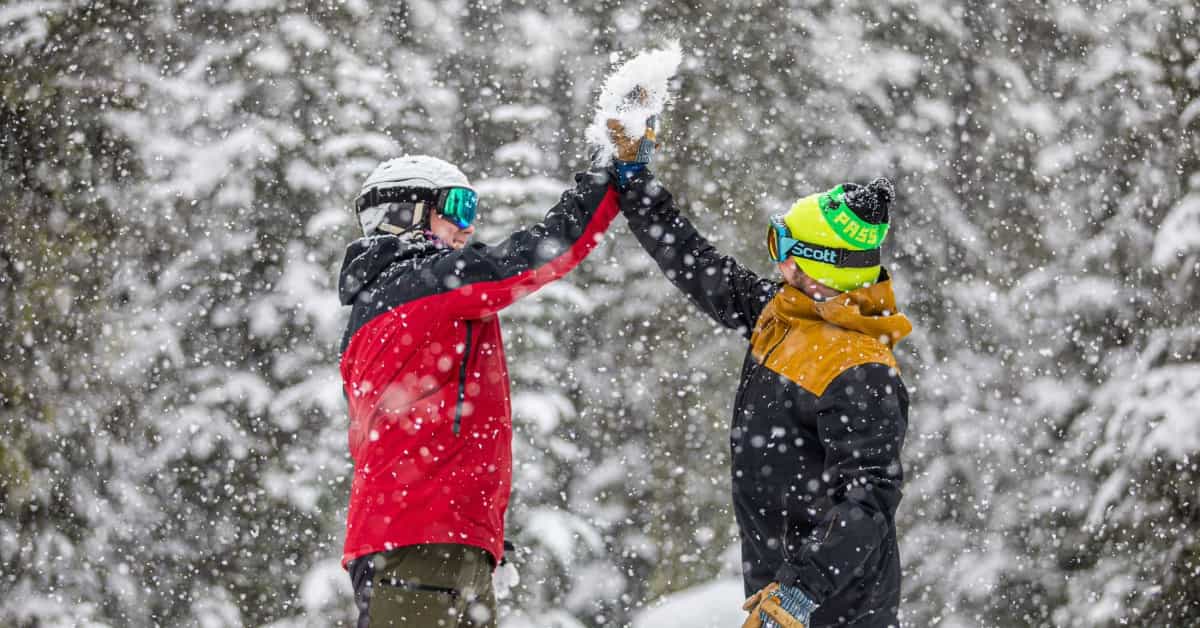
337, 141, 648, 626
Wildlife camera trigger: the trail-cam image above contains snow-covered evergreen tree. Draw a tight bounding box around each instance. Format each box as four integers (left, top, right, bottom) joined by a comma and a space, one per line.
1, 1, 1197, 627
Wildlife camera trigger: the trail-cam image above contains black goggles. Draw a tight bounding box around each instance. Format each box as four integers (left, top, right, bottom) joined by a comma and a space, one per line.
766, 216, 881, 268
356, 186, 478, 228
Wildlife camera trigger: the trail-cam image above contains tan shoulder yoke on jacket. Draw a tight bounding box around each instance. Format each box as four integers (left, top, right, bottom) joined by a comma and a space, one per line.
749, 277, 912, 397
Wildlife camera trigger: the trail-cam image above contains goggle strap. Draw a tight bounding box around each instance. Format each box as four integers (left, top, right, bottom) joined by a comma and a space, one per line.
358, 186, 476, 230
785, 239, 881, 268
357, 186, 440, 212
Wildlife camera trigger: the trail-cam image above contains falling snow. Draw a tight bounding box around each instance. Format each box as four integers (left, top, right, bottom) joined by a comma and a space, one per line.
2, 1, 1199, 627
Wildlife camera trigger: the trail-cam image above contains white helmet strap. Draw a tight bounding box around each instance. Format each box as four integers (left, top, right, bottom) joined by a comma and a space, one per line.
412, 201, 426, 230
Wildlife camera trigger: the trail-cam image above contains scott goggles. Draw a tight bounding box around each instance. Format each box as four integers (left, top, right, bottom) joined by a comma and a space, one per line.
766, 216, 881, 268
356, 186, 479, 228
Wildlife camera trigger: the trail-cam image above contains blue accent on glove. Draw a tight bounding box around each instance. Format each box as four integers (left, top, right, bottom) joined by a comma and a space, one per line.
763, 583, 817, 628
635, 114, 658, 164
612, 114, 656, 189
635, 136, 655, 163
613, 160, 647, 189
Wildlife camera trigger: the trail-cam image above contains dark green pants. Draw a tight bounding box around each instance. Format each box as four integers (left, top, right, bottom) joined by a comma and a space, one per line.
350, 544, 497, 628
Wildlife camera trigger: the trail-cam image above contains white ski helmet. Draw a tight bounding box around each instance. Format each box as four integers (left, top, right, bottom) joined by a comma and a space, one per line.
355, 155, 475, 235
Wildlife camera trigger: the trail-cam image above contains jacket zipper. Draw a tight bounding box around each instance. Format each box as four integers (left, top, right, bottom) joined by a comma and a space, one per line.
818, 512, 840, 546
453, 320, 473, 435
761, 327, 790, 365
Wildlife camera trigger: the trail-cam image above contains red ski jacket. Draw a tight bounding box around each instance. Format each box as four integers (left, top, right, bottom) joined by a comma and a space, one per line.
337, 170, 618, 568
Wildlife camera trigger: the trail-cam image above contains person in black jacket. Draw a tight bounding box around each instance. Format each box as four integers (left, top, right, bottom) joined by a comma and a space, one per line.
615, 163, 912, 628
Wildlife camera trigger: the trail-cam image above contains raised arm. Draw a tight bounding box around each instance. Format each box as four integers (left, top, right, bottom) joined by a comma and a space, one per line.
432, 170, 619, 319
618, 171, 779, 338
340, 169, 620, 325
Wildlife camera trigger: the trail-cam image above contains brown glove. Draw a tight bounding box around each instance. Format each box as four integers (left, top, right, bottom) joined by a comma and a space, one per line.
606, 85, 659, 162
606, 118, 656, 162
741, 583, 808, 628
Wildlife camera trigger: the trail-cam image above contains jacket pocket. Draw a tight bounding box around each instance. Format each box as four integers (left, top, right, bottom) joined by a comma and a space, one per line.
376, 577, 461, 599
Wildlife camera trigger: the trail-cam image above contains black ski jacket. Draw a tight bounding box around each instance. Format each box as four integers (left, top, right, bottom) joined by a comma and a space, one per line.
619, 173, 912, 628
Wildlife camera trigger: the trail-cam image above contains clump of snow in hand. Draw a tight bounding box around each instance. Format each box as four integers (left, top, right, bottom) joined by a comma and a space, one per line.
586, 41, 682, 166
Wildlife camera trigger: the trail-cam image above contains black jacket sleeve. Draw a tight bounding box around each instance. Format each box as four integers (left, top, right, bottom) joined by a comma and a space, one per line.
780, 363, 909, 604
618, 172, 779, 338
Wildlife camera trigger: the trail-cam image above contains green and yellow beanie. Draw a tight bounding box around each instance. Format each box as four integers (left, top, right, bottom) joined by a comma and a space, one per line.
780, 178, 894, 292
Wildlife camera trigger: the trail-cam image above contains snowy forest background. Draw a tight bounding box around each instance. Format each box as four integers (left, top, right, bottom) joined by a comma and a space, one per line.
3, 1, 1199, 626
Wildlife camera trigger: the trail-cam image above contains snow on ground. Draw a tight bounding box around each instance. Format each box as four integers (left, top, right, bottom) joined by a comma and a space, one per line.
630, 578, 746, 628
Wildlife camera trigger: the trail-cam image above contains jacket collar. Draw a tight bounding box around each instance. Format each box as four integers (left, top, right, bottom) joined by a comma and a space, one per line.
772, 269, 912, 346
338, 231, 441, 305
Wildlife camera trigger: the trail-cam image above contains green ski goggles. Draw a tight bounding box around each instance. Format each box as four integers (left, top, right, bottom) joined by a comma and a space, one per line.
438, 187, 478, 229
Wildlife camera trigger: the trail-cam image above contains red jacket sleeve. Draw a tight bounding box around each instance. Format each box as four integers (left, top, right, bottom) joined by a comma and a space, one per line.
430, 170, 620, 319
